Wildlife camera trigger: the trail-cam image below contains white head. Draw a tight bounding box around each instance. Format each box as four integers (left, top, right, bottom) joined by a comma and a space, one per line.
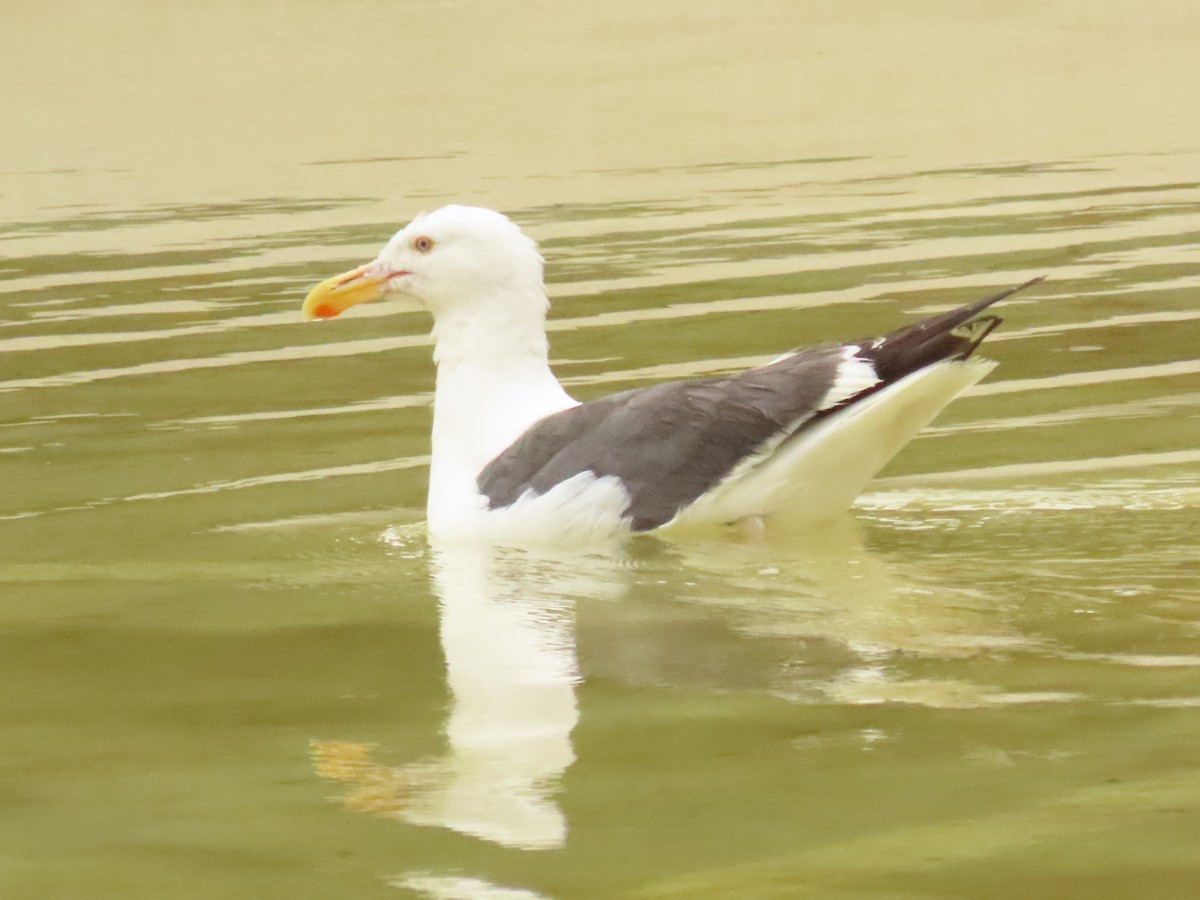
302, 205, 546, 322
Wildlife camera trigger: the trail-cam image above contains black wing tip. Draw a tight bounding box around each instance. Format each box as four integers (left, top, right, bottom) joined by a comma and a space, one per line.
967, 274, 1047, 316
1003, 273, 1048, 296
865, 275, 1047, 380
949, 274, 1044, 358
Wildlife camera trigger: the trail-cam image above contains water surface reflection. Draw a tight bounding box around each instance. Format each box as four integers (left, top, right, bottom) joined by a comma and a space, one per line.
315, 538, 627, 852
311, 513, 1051, 866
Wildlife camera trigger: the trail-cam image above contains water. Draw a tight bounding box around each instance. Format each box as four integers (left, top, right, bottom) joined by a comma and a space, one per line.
3, 2, 1200, 897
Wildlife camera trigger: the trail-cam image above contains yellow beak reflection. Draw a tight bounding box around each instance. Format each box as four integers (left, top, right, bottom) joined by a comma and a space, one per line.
302, 264, 391, 320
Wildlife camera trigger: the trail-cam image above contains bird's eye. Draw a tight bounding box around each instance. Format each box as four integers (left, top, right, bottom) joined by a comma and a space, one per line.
412, 235, 435, 253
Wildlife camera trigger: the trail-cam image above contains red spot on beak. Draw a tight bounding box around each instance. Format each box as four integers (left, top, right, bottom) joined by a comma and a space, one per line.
311, 302, 339, 319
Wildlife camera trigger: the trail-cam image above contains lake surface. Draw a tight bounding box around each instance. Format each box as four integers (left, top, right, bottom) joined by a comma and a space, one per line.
2, 2, 1199, 897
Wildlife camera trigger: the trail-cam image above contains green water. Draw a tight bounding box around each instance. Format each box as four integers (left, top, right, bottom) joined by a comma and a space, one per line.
3, 2, 1200, 897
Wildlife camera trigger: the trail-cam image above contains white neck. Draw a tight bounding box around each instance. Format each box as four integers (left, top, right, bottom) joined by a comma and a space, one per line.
426, 293, 578, 518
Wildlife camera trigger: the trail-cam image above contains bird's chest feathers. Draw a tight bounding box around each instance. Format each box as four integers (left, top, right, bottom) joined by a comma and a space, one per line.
429, 362, 576, 491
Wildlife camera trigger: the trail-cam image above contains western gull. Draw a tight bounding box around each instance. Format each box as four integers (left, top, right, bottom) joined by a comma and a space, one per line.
302, 205, 1042, 543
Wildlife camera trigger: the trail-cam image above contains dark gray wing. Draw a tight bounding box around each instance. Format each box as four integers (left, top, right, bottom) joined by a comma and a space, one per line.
478, 277, 1043, 531
477, 347, 844, 530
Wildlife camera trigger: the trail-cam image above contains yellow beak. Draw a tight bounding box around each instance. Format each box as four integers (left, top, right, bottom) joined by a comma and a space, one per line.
302, 264, 391, 320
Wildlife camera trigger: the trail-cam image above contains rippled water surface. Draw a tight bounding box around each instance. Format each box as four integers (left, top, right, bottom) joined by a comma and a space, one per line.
3, 3, 1200, 898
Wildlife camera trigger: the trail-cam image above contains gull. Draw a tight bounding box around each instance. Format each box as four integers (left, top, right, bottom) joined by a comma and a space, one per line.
303, 205, 1041, 543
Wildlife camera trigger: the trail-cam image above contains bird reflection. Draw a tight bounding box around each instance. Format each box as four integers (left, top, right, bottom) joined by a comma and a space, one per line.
579, 517, 1027, 707
312, 514, 1025, 854
313, 537, 626, 851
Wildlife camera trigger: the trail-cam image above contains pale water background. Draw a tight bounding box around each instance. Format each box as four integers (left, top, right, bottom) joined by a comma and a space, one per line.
3, 2, 1200, 898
